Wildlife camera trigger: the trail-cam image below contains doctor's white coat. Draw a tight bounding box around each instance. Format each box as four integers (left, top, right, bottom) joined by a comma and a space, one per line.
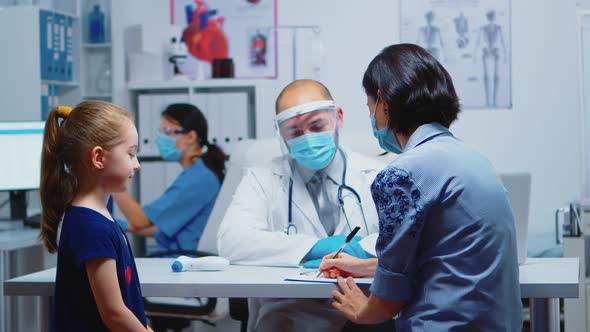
217, 148, 385, 332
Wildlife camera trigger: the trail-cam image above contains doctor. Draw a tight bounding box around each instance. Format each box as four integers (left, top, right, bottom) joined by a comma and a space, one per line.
218, 79, 387, 332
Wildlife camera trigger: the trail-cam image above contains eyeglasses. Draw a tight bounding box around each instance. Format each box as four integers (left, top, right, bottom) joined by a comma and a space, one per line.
159, 126, 188, 136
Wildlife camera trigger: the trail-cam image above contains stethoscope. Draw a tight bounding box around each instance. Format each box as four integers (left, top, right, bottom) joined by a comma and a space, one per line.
284, 148, 370, 235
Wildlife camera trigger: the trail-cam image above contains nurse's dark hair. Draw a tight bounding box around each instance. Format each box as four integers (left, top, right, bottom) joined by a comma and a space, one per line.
162, 103, 226, 182
40, 101, 131, 253
362, 43, 460, 136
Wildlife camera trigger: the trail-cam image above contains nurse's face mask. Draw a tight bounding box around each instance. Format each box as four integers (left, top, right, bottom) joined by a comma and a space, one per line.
156, 125, 189, 161
275, 100, 339, 171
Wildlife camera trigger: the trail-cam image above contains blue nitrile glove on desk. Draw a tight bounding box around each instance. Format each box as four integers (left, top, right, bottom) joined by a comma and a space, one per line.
302, 235, 375, 268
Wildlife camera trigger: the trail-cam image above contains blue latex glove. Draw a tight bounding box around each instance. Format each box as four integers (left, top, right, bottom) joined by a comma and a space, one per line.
341, 238, 375, 259
303, 259, 323, 269
305, 235, 372, 261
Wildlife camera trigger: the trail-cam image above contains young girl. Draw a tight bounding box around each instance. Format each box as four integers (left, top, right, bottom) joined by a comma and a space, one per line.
39, 101, 153, 331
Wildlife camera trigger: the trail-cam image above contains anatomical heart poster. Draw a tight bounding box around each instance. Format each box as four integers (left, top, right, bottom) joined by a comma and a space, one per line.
171, 0, 277, 79
400, 0, 512, 109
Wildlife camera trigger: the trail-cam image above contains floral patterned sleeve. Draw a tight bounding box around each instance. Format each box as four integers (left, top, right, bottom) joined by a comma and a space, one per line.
369, 166, 429, 302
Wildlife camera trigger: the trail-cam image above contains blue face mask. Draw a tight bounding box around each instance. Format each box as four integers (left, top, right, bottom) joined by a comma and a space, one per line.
156, 133, 183, 161
370, 98, 403, 154
287, 131, 337, 170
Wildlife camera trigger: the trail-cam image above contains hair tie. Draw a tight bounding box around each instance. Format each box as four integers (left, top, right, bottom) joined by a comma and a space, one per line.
56, 106, 73, 118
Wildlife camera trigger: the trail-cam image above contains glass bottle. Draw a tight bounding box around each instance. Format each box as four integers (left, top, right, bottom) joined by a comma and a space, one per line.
88, 4, 105, 43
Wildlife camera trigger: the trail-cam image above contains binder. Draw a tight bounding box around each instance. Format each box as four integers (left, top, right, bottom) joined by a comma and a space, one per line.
58, 14, 66, 81
137, 94, 154, 157
137, 93, 190, 157
41, 83, 49, 120
53, 85, 60, 108
65, 16, 73, 81
39, 10, 52, 80
51, 12, 60, 80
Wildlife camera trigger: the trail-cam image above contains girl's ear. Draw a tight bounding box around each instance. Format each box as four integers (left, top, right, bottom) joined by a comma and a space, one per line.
90, 146, 105, 170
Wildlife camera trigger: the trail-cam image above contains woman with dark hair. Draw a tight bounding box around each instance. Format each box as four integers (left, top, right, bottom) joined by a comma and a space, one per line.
113, 103, 225, 252
319, 44, 522, 331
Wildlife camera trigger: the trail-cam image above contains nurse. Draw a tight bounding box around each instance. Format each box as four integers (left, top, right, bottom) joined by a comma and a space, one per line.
114, 103, 225, 252
323, 44, 523, 331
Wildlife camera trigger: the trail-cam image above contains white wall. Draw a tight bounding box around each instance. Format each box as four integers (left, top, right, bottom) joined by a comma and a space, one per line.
275, 0, 585, 237
112, 0, 587, 237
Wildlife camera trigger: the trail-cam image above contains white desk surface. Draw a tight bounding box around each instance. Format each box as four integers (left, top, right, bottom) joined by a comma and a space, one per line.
4, 257, 579, 299
0, 228, 40, 251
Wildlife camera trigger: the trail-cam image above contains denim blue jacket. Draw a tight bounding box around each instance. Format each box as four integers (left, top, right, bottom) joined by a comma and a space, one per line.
369, 123, 522, 331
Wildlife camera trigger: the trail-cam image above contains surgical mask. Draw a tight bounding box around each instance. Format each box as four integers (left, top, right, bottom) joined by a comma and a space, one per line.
156, 133, 183, 161
287, 131, 337, 170
370, 98, 403, 154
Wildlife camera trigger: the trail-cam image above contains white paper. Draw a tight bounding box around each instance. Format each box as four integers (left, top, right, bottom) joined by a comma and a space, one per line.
285, 273, 374, 285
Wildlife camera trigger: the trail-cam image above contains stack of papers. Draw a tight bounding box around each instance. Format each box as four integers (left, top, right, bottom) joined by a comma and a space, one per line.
284, 274, 374, 285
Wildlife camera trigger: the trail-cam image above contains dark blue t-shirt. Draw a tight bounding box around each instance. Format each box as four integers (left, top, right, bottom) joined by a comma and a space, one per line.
52, 205, 147, 332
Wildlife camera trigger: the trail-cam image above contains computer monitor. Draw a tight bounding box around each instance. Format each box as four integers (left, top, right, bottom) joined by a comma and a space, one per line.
499, 173, 532, 265
0, 121, 45, 221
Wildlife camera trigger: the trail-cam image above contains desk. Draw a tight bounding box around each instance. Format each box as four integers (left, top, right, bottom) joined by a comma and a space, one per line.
4, 257, 579, 332
0, 228, 42, 332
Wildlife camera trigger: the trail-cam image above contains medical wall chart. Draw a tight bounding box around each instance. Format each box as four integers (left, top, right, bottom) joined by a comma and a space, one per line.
400, 0, 512, 109
171, 0, 277, 79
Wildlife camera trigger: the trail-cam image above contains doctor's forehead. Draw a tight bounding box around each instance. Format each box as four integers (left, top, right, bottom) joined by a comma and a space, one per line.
276, 81, 333, 113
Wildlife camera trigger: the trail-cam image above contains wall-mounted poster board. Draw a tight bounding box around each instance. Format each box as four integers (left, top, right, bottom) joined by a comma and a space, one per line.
400, 0, 511, 109
171, 0, 277, 79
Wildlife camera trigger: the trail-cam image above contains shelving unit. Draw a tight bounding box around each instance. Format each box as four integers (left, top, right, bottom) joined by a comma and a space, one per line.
127, 78, 274, 91
0, 4, 80, 121
79, 0, 112, 102
0, 0, 114, 120
81, 42, 111, 48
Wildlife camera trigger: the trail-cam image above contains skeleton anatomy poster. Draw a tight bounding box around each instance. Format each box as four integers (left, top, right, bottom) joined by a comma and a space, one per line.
400, 0, 511, 109
171, 0, 277, 78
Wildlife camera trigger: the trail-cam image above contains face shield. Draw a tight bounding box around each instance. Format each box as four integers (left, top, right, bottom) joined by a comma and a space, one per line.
275, 100, 339, 171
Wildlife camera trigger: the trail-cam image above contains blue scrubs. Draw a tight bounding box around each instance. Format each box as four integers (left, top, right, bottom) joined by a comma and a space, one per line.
144, 159, 220, 252
369, 123, 522, 331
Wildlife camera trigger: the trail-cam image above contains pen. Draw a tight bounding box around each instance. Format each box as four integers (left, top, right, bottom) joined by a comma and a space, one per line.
316, 226, 361, 278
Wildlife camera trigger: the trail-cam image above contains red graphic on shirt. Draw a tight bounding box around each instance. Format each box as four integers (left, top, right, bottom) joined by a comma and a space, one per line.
182, 0, 229, 63
125, 266, 132, 286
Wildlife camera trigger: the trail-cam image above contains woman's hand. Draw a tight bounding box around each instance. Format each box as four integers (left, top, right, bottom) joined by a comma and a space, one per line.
333, 277, 407, 325
319, 253, 377, 278
331, 277, 369, 323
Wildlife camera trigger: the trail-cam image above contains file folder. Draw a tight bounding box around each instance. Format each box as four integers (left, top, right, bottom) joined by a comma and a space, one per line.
66, 16, 73, 81
41, 83, 49, 120
39, 10, 52, 80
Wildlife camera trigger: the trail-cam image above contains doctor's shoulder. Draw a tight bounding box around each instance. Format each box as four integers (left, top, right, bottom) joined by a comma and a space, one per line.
238, 162, 280, 193
345, 149, 387, 176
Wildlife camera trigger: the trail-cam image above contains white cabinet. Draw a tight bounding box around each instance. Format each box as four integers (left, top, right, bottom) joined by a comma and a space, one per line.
130, 82, 258, 161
